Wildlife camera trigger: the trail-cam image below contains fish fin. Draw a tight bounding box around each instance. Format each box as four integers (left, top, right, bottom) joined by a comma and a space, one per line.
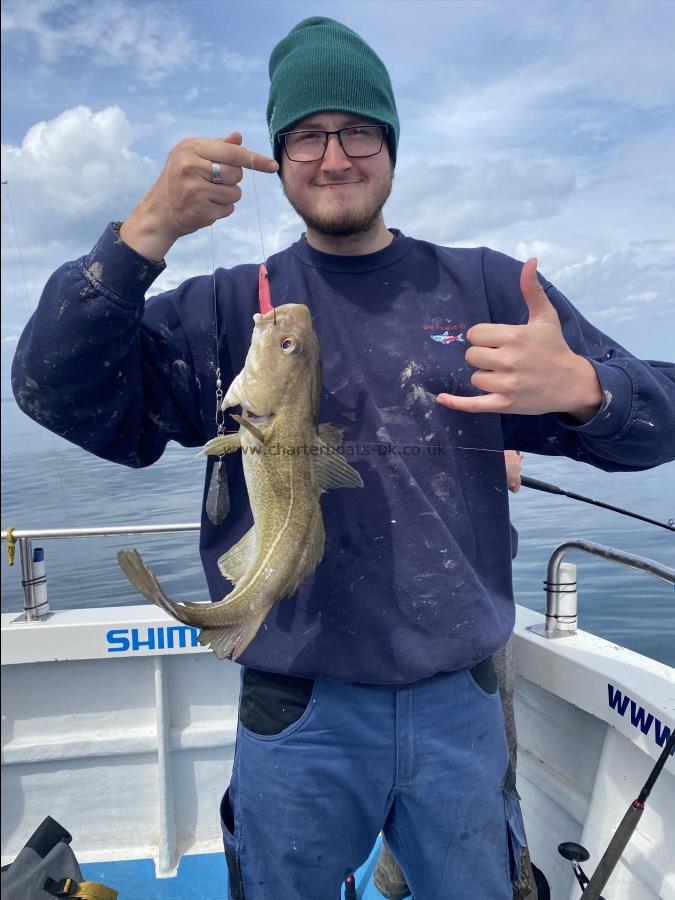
217, 526, 256, 584
198, 611, 268, 661
311, 438, 364, 490
230, 413, 267, 446
117, 549, 193, 625
317, 423, 344, 448
290, 524, 325, 590
200, 432, 241, 456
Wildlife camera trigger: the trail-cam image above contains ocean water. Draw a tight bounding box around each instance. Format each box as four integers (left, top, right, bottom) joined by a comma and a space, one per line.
1, 443, 674, 667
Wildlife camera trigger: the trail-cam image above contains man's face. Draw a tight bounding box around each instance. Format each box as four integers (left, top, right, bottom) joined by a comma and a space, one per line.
279, 112, 394, 238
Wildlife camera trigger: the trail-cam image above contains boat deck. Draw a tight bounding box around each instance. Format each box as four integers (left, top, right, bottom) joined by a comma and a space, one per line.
80, 842, 383, 898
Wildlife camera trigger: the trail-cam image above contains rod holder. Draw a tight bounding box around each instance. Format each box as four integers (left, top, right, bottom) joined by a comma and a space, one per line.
529, 561, 577, 640
12, 537, 53, 625
528, 540, 675, 641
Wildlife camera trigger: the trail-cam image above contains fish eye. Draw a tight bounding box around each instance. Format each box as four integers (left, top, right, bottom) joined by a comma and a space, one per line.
280, 336, 301, 354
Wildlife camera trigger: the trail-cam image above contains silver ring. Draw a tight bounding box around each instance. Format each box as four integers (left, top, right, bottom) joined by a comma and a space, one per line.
211, 162, 222, 184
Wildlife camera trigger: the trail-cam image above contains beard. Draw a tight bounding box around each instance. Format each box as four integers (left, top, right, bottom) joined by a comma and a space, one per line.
281, 168, 394, 237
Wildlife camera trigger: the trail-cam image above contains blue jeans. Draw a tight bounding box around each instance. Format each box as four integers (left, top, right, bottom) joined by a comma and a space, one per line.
221, 664, 526, 899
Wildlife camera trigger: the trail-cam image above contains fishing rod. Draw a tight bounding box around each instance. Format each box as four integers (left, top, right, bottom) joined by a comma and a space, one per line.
559, 729, 675, 899
520, 476, 675, 533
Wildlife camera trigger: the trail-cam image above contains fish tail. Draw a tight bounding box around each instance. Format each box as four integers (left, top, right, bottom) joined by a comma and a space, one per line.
198, 611, 268, 661
117, 549, 192, 625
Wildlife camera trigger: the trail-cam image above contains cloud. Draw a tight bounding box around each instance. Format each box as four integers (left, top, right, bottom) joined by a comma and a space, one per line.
550, 242, 675, 326
388, 157, 576, 244
222, 51, 266, 76
1, 0, 206, 85
1, 104, 162, 357
1, 105, 158, 246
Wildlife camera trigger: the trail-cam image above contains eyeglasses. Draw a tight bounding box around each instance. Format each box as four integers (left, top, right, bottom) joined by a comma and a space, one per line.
277, 124, 388, 162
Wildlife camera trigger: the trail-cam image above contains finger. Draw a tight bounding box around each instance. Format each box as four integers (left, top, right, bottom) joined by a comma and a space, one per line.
436, 392, 508, 414
470, 370, 512, 394
466, 322, 520, 348
194, 137, 278, 173
204, 183, 243, 205
199, 160, 245, 186
519, 257, 556, 322
222, 132, 243, 145
208, 200, 236, 221
465, 345, 507, 371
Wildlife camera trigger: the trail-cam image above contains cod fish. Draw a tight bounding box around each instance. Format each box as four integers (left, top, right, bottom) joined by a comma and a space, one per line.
117, 303, 363, 661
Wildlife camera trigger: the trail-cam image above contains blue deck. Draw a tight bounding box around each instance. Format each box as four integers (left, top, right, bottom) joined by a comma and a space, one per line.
80, 837, 385, 899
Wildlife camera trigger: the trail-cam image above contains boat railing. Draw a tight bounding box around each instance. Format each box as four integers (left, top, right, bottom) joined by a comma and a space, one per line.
1, 524, 200, 623
3, 529, 674, 635
529, 539, 675, 640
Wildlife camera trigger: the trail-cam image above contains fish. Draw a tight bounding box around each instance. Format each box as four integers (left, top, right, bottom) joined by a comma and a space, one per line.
117, 303, 363, 661
431, 331, 465, 344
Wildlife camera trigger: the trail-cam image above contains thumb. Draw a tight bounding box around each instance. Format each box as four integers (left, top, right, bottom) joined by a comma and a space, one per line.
222, 132, 243, 145
520, 257, 557, 322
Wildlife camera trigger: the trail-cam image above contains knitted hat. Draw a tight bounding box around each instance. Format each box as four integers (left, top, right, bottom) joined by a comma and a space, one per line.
267, 17, 399, 164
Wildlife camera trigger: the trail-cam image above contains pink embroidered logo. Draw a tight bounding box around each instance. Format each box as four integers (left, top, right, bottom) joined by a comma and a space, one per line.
431, 331, 465, 345
423, 320, 467, 347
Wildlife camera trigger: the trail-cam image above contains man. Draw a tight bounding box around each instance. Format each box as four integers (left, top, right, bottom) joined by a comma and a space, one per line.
11, 16, 675, 900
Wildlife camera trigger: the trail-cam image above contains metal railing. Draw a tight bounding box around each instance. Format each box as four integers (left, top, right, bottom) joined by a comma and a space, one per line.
4, 529, 674, 632
1, 524, 200, 623
529, 539, 675, 640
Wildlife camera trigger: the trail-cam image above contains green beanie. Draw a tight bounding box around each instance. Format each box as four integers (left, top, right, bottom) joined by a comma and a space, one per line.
267, 17, 399, 165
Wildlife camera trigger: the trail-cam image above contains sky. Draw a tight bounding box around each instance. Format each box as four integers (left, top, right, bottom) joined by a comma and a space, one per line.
2, 0, 675, 453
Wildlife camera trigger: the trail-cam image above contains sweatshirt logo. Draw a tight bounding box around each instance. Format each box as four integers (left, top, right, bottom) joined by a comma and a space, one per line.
431, 331, 465, 345
423, 319, 467, 346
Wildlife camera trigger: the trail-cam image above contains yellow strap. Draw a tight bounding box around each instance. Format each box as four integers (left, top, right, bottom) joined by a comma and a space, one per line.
70, 882, 118, 900
6, 527, 15, 567
7, 528, 16, 566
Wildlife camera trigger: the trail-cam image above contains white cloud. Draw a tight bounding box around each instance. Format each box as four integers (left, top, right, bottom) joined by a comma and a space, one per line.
1, 0, 207, 85
545, 243, 675, 326
1, 105, 157, 244
388, 157, 576, 244
222, 52, 266, 76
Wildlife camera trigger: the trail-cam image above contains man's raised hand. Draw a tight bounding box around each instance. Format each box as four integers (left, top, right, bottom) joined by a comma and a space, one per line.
437, 258, 602, 422
120, 133, 279, 262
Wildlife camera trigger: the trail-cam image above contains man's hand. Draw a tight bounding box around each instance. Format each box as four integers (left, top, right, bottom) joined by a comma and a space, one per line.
120, 134, 279, 262
437, 258, 603, 423
504, 450, 523, 493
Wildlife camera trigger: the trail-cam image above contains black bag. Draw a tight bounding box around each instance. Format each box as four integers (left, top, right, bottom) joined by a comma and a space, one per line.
1, 817, 117, 900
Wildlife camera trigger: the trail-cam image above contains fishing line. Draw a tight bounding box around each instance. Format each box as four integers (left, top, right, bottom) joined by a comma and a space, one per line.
249, 152, 275, 321
249, 151, 268, 271
1, 179, 86, 598
205, 216, 229, 525
453, 446, 506, 453
209, 222, 225, 437
205, 148, 274, 524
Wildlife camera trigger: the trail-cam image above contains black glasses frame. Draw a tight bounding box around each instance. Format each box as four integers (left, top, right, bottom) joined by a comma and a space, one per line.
277, 124, 389, 162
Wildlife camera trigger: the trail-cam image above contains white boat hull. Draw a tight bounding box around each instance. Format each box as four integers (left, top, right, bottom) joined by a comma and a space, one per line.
2, 603, 674, 898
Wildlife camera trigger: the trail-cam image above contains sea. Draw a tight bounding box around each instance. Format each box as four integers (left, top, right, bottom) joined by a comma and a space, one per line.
2, 441, 674, 667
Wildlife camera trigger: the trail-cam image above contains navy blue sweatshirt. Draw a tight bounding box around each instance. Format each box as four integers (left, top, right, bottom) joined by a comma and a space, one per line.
12, 224, 675, 683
